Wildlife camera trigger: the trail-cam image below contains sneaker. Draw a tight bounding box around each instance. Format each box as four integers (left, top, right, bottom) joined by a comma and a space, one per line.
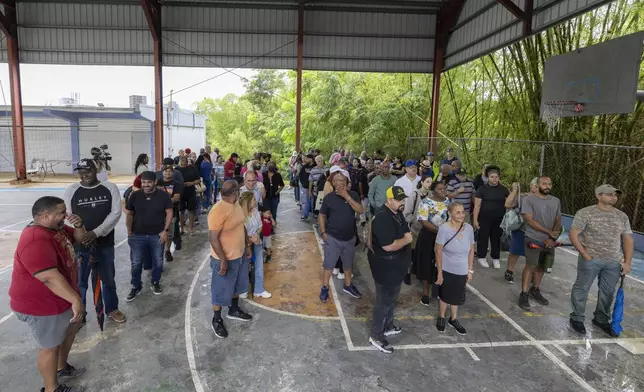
332, 268, 340, 275
519, 291, 531, 310
211, 317, 228, 339
369, 337, 394, 354
108, 310, 127, 323
125, 287, 142, 302
436, 316, 446, 333
528, 286, 549, 305
40, 385, 82, 392
420, 295, 430, 307
343, 284, 362, 299
570, 318, 587, 335
151, 282, 163, 295
448, 318, 467, 335
227, 308, 253, 322
403, 273, 411, 285
300, 216, 306, 221
57, 363, 87, 380
384, 325, 402, 337
165, 251, 173, 262
504, 270, 514, 284
238, 292, 248, 299
254, 291, 272, 299
320, 286, 329, 302
492, 259, 500, 269
337, 272, 345, 280
175, 243, 182, 251
477, 258, 490, 268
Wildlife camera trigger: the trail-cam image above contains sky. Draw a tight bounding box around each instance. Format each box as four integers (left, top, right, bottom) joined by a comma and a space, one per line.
0, 64, 253, 110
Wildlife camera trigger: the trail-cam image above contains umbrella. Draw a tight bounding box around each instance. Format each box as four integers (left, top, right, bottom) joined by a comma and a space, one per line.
90, 252, 105, 331
610, 275, 625, 337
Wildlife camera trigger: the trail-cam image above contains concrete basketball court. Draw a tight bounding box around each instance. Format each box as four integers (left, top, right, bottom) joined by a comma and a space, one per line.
0, 186, 643, 392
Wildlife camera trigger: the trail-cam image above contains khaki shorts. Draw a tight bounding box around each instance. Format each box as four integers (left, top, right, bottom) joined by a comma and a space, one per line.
15, 308, 73, 349
524, 237, 555, 268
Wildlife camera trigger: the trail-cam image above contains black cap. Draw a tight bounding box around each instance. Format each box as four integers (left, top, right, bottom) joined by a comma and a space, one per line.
163, 157, 174, 166
74, 158, 97, 172
306, 153, 315, 159
386, 186, 408, 201
456, 168, 467, 175
140, 171, 157, 181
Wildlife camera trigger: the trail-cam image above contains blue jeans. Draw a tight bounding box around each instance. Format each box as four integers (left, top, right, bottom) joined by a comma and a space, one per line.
77, 246, 119, 314
213, 178, 218, 203
570, 256, 622, 323
252, 242, 265, 294
291, 173, 300, 202
202, 180, 213, 207
128, 234, 164, 288
299, 186, 311, 218
267, 196, 280, 221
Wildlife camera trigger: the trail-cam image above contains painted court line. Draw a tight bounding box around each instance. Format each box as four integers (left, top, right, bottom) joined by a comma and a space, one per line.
466, 284, 597, 392
558, 247, 644, 286
0, 312, 14, 326
464, 346, 480, 361
0, 218, 31, 231
553, 344, 571, 357
313, 229, 356, 350
271, 230, 314, 237
0, 229, 22, 233
184, 253, 210, 392
243, 299, 340, 321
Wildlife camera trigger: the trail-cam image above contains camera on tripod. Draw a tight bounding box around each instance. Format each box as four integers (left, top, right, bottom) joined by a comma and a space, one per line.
91, 144, 112, 171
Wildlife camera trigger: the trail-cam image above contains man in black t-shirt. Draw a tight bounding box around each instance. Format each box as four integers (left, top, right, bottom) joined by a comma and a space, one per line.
175, 156, 201, 236
125, 171, 173, 300
298, 154, 315, 220
157, 165, 184, 262
64, 158, 126, 325
367, 186, 412, 354
318, 170, 364, 303
157, 157, 184, 250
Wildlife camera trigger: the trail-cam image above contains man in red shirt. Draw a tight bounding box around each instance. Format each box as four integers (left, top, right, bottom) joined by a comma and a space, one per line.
223, 152, 239, 180
9, 196, 88, 392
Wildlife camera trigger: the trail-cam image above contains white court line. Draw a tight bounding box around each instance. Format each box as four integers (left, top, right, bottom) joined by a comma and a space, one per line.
313, 228, 356, 350
0, 229, 22, 233
464, 346, 480, 361
553, 344, 571, 357
558, 247, 644, 286
271, 230, 314, 237
279, 207, 299, 214
0, 204, 31, 206
184, 253, 210, 392
466, 284, 597, 392
0, 312, 14, 325
0, 218, 31, 231
243, 299, 340, 321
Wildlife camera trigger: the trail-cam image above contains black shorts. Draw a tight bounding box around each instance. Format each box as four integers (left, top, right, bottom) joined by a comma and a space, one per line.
181, 187, 197, 211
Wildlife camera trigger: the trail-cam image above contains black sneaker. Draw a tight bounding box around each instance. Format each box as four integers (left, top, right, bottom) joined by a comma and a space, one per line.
403, 273, 411, 285
151, 282, 163, 295
227, 308, 253, 322
570, 318, 587, 335
528, 286, 549, 305
40, 385, 82, 392
592, 318, 617, 337
343, 284, 362, 299
436, 317, 446, 333
211, 317, 228, 339
448, 318, 467, 335
369, 337, 394, 354
165, 251, 174, 262
504, 270, 514, 284
57, 363, 87, 380
420, 295, 430, 307
384, 325, 402, 337
175, 242, 182, 251
125, 287, 142, 302
519, 292, 531, 310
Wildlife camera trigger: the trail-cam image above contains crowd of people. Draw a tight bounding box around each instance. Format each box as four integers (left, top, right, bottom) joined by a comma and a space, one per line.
7, 144, 635, 390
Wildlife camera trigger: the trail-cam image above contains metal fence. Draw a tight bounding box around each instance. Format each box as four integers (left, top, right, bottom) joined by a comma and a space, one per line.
408, 137, 644, 232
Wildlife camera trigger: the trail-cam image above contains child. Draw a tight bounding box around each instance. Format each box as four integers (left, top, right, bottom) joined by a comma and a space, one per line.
261, 207, 275, 262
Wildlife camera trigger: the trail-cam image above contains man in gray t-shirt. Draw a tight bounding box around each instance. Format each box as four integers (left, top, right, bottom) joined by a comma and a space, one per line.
568, 184, 634, 336
518, 176, 561, 311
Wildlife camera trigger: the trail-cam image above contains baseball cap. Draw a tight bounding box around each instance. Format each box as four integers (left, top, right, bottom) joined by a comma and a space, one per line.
426, 151, 434, 156
338, 157, 348, 164
140, 171, 157, 181
329, 165, 350, 180
386, 186, 407, 201
456, 168, 467, 175
420, 159, 431, 168
185, 148, 192, 154
292, 151, 298, 157
306, 153, 315, 159
595, 184, 621, 196
163, 157, 174, 166
405, 159, 417, 168
74, 158, 97, 172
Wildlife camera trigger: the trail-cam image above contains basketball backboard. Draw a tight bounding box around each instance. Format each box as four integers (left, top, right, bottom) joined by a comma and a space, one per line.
540, 31, 644, 119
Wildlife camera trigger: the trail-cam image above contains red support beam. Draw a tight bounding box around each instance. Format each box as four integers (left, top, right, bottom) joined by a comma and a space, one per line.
141, 0, 163, 168
295, 4, 304, 153
0, 1, 27, 181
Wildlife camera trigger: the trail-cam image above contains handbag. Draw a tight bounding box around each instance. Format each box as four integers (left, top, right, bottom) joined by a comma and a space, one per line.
195, 182, 205, 194
501, 185, 523, 233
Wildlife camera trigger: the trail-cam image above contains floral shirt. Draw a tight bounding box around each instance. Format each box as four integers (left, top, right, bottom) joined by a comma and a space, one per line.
417, 197, 451, 228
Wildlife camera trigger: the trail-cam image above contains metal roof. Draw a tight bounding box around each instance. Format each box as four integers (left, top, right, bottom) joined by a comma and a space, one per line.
0, 0, 613, 73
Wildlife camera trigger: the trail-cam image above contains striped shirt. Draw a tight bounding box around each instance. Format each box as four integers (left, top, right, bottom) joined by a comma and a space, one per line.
447, 178, 474, 212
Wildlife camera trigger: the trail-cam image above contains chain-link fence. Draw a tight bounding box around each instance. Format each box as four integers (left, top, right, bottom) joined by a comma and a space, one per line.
408, 137, 644, 232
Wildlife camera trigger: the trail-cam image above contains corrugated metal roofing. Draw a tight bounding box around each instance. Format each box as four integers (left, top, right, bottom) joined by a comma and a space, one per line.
0, 0, 615, 72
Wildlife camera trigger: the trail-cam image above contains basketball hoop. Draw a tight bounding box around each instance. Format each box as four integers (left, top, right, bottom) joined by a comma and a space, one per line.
542, 100, 585, 132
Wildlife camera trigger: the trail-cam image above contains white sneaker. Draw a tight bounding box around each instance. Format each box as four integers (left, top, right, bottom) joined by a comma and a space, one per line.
238, 292, 248, 299
332, 268, 340, 275
477, 258, 490, 268
492, 259, 501, 269
337, 272, 345, 279
254, 291, 272, 299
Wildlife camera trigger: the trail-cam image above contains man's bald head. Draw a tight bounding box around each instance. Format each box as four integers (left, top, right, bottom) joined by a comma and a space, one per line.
221, 180, 239, 198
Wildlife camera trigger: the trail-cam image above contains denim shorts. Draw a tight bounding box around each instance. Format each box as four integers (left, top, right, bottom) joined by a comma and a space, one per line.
210, 256, 249, 307
509, 230, 525, 256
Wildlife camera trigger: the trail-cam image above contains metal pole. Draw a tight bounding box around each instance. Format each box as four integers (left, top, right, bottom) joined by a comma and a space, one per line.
153, 37, 163, 168
295, 4, 304, 153
539, 144, 545, 176
429, 46, 443, 155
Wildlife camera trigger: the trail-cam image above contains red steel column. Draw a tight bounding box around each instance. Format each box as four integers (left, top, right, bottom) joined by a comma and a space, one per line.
429, 46, 443, 155
295, 4, 303, 153
141, 0, 163, 167
0, 2, 26, 181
